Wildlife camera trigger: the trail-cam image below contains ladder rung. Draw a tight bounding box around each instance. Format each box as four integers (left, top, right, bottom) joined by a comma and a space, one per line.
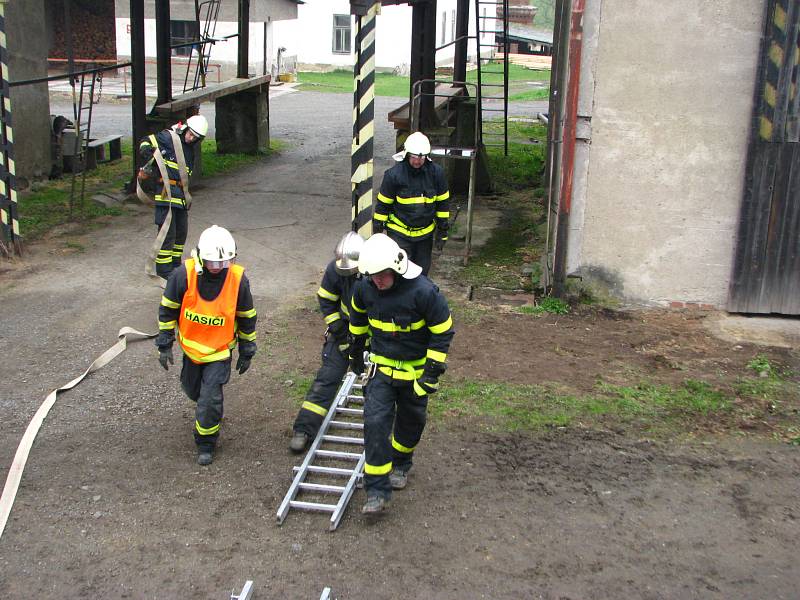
322, 434, 364, 445
481, 96, 506, 100
289, 500, 336, 513
293, 465, 359, 476
346, 395, 364, 403
329, 420, 365, 431
481, 108, 507, 112
298, 482, 346, 494
480, 83, 506, 87
315, 449, 363, 460
336, 407, 364, 416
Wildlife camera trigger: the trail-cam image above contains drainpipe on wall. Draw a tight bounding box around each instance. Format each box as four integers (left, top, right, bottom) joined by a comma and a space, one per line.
552, 0, 585, 297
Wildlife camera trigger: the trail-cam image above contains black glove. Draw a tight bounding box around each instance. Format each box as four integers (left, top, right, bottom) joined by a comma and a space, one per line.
372, 220, 385, 234
349, 335, 367, 375
328, 318, 348, 344
236, 354, 252, 375
158, 346, 174, 371
415, 359, 447, 396
434, 222, 448, 252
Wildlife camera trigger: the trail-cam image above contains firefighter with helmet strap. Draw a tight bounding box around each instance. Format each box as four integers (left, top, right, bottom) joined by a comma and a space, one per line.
139, 113, 208, 279
289, 231, 365, 453
373, 131, 450, 276
348, 233, 454, 515
155, 225, 257, 466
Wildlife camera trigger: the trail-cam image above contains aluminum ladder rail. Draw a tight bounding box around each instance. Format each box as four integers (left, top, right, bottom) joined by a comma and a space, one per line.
276, 370, 366, 531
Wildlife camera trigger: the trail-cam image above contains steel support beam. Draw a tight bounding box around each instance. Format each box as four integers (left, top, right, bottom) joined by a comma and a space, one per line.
410, 0, 436, 128
155, 0, 172, 106
237, 0, 250, 78
453, 0, 469, 84
130, 0, 147, 181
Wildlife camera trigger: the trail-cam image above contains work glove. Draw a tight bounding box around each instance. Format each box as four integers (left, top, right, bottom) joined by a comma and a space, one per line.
328, 318, 348, 344
414, 359, 447, 396
349, 335, 367, 375
158, 346, 174, 371
434, 222, 449, 252
372, 220, 385, 235
236, 354, 252, 375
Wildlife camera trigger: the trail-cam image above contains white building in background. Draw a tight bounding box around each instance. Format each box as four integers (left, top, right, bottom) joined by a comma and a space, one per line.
273, 0, 496, 72
113, 0, 301, 80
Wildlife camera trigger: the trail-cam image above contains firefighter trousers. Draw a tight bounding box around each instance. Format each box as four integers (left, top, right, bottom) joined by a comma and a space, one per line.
363, 372, 428, 499
180, 355, 231, 452
293, 337, 348, 437
387, 230, 433, 276
155, 205, 188, 279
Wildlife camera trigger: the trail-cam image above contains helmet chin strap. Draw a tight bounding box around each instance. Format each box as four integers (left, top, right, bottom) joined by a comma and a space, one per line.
190, 248, 204, 274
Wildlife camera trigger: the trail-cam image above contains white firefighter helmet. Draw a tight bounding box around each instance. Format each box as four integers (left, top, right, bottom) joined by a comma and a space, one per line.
357, 233, 422, 280
334, 231, 365, 276
197, 225, 236, 263
186, 114, 208, 139
392, 131, 432, 162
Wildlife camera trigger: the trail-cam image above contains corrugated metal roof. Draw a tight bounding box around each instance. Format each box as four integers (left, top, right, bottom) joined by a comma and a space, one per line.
507, 24, 553, 45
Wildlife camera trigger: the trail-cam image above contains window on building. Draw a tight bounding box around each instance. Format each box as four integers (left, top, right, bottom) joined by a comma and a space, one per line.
451, 10, 456, 42
332, 15, 351, 54
170, 20, 199, 57
441, 11, 447, 45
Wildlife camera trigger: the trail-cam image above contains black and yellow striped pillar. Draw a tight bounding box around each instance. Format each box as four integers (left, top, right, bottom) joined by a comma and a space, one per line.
758, 0, 797, 141
0, 0, 19, 256
350, 1, 380, 238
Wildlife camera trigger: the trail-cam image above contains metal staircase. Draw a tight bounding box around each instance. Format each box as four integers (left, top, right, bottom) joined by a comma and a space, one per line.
475, 0, 510, 154
183, 0, 222, 93
276, 370, 367, 531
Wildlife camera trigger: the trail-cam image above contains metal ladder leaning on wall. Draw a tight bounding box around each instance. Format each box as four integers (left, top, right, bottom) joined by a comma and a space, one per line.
475, 0, 510, 155
276, 370, 367, 531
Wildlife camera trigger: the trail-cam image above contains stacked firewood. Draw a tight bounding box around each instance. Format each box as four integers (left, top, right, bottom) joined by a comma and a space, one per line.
48, 0, 116, 61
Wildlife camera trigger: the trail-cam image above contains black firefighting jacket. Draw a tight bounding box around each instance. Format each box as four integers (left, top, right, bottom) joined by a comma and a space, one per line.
156, 264, 257, 358
374, 159, 450, 241
139, 129, 196, 208
349, 274, 454, 382
317, 260, 358, 327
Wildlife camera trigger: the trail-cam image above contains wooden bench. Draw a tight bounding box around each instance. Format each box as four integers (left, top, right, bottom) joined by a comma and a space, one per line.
85, 135, 123, 169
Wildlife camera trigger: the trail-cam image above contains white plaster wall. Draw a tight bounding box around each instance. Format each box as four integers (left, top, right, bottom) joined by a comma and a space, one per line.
574, 0, 764, 306
273, 0, 490, 70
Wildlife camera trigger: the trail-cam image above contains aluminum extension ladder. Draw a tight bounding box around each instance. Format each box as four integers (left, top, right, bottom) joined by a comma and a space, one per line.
276, 370, 367, 530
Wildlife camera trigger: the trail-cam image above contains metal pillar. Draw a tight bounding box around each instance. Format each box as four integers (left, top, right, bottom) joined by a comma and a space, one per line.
237, 0, 250, 78
410, 0, 436, 129
350, 1, 380, 238
130, 0, 146, 162
155, 0, 172, 106
453, 0, 470, 84
0, 0, 20, 256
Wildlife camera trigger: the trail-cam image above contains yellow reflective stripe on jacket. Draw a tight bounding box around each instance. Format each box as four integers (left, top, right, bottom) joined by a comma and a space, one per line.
370, 353, 425, 380
391, 435, 415, 454
426, 348, 447, 363
350, 322, 369, 335
155, 255, 173, 264
237, 330, 256, 342
413, 379, 428, 396
428, 315, 453, 334
351, 298, 366, 313
195, 420, 220, 436
376, 192, 395, 205
367, 317, 426, 333
436, 210, 450, 219
364, 461, 392, 475
324, 312, 341, 324
340, 302, 350, 317
154, 195, 187, 206
386, 219, 436, 237
178, 330, 232, 363
317, 286, 339, 302
301, 401, 328, 417
373, 212, 388, 222
396, 195, 436, 205
159, 320, 177, 331
236, 308, 256, 318
436, 191, 450, 201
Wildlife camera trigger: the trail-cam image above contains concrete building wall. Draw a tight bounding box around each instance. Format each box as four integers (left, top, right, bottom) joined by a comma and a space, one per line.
114, 0, 298, 23
571, 0, 764, 307
6, 0, 51, 182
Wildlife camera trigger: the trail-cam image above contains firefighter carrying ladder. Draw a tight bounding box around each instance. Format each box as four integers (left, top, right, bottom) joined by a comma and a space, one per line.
276, 369, 368, 531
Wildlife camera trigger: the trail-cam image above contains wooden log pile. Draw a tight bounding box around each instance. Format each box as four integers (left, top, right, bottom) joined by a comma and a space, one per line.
47, 0, 116, 61
495, 53, 553, 70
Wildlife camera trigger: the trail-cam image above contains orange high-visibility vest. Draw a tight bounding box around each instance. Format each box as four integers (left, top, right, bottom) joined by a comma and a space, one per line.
178, 258, 243, 364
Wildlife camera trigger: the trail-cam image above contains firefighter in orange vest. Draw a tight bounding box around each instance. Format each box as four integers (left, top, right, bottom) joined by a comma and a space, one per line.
155, 225, 257, 465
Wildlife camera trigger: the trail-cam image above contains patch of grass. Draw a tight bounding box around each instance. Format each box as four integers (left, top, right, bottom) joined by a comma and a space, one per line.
430, 378, 735, 434
449, 297, 492, 325
485, 121, 547, 191
202, 138, 285, 177
297, 69, 410, 97
508, 88, 550, 101
746, 354, 777, 377
518, 296, 569, 315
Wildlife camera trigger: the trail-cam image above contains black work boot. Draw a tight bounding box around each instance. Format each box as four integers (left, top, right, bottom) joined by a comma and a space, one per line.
197, 449, 213, 466
289, 431, 311, 454
361, 494, 390, 515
